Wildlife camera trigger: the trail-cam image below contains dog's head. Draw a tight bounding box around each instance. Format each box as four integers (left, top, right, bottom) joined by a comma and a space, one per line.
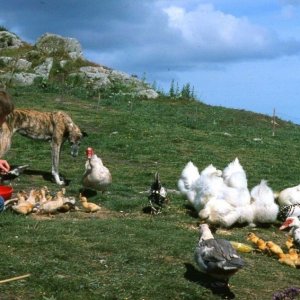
66, 122, 88, 157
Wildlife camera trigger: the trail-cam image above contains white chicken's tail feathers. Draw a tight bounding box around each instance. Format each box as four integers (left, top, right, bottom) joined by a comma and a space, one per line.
251, 180, 273, 201
223, 157, 244, 178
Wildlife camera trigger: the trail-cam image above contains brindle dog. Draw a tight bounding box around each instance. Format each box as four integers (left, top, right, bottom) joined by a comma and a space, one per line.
0, 109, 86, 185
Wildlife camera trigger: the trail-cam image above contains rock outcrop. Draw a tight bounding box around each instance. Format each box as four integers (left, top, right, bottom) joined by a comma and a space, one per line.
35, 33, 83, 60
0, 31, 158, 99
0, 31, 24, 49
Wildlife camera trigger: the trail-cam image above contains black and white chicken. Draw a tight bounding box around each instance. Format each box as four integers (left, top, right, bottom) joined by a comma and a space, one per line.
148, 172, 168, 214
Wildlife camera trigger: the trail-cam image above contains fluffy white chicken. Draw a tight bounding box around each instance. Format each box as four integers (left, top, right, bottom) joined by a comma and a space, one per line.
250, 180, 279, 225
201, 158, 254, 226
191, 164, 224, 212
177, 161, 200, 204
184, 158, 255, 227
82, 147, 112, 193
277, 184, 300, 206
223, 157, 248, 189
199, 198, 254, 228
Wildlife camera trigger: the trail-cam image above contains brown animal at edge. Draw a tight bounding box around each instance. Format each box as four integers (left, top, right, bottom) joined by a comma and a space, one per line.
0, 109, 86, 185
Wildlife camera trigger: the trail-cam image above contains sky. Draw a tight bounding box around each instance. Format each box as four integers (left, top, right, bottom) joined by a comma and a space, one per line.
1, 0, 300, 123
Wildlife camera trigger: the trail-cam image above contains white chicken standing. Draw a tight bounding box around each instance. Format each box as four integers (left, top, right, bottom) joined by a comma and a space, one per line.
82, 147, 112, 193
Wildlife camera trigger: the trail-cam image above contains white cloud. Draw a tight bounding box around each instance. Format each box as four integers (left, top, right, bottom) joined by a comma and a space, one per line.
163, 4, 278, 59
1, 0, 300, 73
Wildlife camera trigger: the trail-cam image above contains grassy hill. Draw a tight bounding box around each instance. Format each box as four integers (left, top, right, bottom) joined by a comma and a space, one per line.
1, 85, 300, 300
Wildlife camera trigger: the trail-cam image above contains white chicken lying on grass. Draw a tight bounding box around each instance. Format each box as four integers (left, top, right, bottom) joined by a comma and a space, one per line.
178, 158, 279, 227
276, 184, 300, 206
82, 147, 112, 194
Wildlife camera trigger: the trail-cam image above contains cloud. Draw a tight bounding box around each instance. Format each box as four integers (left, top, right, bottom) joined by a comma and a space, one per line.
162, 4, 300, 60
1, 1, 300, 74
86, 2, 300, 73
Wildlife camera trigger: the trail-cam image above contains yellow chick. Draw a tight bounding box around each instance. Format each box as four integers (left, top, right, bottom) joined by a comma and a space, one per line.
230, 241, 255, 253
266, 241, 284, 256
39, 190, 64, 214
256, 238, 268, 252
79, 194, 101, 213
285, 236, 294, 250
278, 253, 296, 268
12, 201, 34, 215
247, 232, 260, 244
288, 248, 299, 262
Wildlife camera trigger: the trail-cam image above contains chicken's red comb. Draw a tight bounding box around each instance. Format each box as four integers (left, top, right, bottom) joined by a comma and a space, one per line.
86, 147, 94, 158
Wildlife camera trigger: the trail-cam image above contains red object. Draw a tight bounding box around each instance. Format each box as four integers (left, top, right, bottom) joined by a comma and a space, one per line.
86, 147, 94, 159
0, 185, 13, 200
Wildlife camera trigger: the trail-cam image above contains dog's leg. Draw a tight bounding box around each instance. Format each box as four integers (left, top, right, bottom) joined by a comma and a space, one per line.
51, 141, 64, 185
0, 123, 13, 158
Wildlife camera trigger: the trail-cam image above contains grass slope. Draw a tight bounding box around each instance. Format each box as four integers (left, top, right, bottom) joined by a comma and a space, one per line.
1, 86, 300, 299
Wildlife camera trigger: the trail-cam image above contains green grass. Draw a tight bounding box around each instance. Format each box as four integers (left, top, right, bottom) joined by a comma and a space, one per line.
1, 86, 300, 299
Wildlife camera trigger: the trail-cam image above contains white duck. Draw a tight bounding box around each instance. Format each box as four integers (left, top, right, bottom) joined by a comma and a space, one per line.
280, 217, 300, 249
195, 224, 245, 287
82, 147, 112, 193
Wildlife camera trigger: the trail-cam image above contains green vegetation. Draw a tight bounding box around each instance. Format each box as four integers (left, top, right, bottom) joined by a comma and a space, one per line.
0, 26, 8, 31
167, 79, 196, 100
1, 84, 300, 300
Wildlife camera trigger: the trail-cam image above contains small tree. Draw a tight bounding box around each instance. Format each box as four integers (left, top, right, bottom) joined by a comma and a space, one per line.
181, 83, 191, 99
191, 85, 196, 100
151, 80, 157, 91
169, 79, 175, 98
0, 26, 8, 32
175, 82, 180, 98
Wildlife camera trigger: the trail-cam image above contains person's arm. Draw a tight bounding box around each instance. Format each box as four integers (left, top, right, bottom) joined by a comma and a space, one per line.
0, 159, 10, 173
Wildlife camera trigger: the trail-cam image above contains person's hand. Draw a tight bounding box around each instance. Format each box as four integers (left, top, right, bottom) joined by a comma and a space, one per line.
0, 159, 10, 173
